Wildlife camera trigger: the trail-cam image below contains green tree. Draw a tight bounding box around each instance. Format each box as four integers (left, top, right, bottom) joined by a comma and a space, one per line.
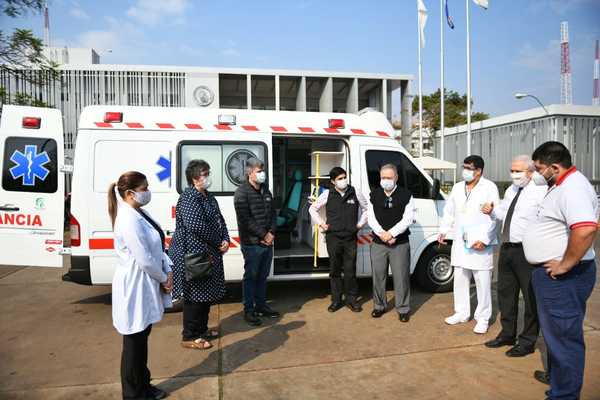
412, 89, 489, 131
0, 0, 57, 107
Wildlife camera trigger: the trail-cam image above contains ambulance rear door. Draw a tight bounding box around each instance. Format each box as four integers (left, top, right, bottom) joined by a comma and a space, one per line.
0, 105, 66, 267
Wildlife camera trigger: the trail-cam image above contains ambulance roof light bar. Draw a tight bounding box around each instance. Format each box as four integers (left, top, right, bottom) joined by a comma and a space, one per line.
328, 118, 345, 129
22, 117, 41, 129
218, 114, 236, 125
104, 112, 123, 123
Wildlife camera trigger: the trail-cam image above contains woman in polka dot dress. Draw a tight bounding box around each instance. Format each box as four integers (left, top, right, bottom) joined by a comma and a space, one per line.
168, 160, 230, 350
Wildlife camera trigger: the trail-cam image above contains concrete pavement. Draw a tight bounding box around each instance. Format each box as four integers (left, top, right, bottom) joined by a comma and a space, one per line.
0, 256, 599, 400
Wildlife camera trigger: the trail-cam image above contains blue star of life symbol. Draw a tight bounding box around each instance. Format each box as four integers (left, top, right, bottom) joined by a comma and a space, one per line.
9, 145, 50, 186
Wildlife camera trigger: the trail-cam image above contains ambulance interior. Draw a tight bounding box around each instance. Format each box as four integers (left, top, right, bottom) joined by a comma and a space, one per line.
272, 137, 348, 274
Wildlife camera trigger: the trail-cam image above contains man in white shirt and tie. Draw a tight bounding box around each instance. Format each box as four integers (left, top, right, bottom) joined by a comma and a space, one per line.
481, 155, 547, 357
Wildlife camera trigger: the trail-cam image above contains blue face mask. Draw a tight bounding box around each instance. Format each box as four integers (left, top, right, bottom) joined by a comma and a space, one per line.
462, 169, 475, 183
131, 190, 151, 206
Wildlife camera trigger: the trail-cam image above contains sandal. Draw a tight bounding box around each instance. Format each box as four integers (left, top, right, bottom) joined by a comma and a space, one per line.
181, 337, 213, 350
201, 329, 220, 340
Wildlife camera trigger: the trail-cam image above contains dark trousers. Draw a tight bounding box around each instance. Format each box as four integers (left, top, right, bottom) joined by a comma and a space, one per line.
532, 260, 596, 400
497, 244, 539, 348
326, 234, 358, 303
121, 324, 152, 400
241, 244, 273, 312
182, 300, 211, 341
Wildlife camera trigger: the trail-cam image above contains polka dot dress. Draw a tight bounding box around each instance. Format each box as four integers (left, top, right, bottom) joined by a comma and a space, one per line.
168, 187, 229, 303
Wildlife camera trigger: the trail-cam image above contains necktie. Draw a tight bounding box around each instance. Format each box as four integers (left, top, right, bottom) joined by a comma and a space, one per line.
502, 187, 523, 243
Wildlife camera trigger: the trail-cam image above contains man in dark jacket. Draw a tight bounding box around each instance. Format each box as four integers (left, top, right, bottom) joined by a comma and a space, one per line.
234, 157, 279, 326
368, 163, 415, 322
309, 167, 369, 312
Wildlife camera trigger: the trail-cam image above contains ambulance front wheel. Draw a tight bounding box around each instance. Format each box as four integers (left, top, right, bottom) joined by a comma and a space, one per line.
414, 244, 453, 293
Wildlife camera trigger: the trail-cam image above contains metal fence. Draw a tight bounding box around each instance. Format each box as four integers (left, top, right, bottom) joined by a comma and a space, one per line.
435, 115, 600, 191
1, 69, 186, 153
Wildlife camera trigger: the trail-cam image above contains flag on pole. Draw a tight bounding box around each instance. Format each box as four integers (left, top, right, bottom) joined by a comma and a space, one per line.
472, 0, 488, 9
418, 0, 428, 48
445, 0, 454, 29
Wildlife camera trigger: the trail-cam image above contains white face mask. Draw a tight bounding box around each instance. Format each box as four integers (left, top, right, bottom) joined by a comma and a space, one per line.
334, 178, 348, 191
510, 171, 529, 188
462, 169, 475, 183
132, 190, 151, 206
255, 171, 266, 184
200, 176, 212, 189
380, 179, 395, 192
531, 170, 548, 186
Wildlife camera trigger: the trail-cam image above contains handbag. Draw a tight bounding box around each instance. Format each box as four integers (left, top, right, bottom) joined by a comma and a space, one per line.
184, 251, 213, 281
182, 193, 214, 281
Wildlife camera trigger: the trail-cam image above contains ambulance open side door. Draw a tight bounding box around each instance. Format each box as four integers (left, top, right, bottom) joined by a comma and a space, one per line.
0, 105, 67, 267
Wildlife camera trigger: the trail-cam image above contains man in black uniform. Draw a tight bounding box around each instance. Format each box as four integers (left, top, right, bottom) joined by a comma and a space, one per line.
309, 167, 369, 312
368, 163, 415, 322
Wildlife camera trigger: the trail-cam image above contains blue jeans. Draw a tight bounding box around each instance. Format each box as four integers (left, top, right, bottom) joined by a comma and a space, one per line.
241, 244, 273, 312
532, 260, 596, 400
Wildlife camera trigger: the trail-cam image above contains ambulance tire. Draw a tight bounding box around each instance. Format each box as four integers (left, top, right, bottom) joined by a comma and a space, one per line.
414, 244, 453, 293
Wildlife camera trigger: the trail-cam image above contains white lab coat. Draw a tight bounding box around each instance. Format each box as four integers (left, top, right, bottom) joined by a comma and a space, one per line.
112, 189, 173, 335
439, 177, 500, 270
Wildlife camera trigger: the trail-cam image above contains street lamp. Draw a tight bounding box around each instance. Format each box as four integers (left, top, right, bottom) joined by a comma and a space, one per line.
514, 93, 549, 115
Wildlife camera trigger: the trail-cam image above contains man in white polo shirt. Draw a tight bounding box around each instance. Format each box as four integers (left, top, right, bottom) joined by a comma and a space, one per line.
522, 141, 598, 400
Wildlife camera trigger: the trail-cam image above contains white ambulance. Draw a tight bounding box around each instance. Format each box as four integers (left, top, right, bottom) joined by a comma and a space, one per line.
0, 104, 453, 292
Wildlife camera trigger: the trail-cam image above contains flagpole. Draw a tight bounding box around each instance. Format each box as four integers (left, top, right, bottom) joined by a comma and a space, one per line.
440, 0, 445, 161
418, 4, 424, 158
466, 0, 472, 155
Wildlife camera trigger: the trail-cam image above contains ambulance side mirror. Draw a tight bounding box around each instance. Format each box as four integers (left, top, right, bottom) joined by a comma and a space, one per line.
431, 178, 441, 200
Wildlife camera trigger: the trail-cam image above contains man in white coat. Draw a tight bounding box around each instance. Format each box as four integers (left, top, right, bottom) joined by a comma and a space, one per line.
438, 155, 500, 334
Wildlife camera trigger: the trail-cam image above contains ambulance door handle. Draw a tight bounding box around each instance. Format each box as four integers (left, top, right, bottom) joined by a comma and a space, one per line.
0, 204, 19, 212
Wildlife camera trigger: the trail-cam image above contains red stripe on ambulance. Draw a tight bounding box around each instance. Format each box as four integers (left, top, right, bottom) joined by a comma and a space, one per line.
157, 123, 175, 129
185, 123, 202, 129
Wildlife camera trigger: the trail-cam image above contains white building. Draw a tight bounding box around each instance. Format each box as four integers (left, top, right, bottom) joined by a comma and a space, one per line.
0, 53, 414, 160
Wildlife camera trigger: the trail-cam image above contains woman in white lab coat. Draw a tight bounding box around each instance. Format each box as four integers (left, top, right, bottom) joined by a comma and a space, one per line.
108, 171, 172, 400
438, 156, 500, 334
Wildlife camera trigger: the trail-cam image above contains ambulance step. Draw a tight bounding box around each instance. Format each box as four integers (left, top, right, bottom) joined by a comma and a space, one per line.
274, 256, 330, 275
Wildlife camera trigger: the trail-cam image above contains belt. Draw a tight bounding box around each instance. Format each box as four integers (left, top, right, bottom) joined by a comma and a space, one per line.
502, 242, 522, 248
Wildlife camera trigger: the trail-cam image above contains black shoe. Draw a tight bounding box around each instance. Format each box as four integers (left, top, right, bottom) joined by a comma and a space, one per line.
399, 313, 410, 322
505, 344, 535, 357
255, 305, 280, 318
534, 370, 550, 385
244, 311, 262, 326
371, 309, 385, 318
328, 302, 344, 312
484, 336, 516, 348
147, 385, 168, 400
347, 302, 362, 313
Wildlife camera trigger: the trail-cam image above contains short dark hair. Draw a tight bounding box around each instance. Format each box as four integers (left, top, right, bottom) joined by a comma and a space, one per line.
532, 141, 572, 168
463, 155, 484, 171
185, 159, 210, 185
329, 167, 346, 182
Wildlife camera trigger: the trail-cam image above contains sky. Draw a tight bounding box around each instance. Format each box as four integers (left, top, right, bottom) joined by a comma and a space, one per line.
1, 0, 599, 116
